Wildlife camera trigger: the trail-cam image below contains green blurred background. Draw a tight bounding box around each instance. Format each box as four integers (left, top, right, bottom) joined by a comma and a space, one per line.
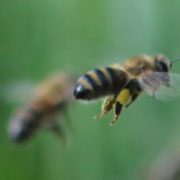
1, 0, 180, 180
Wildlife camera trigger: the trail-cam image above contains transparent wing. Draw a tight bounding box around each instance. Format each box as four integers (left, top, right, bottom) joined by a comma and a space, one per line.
0, 80, 36, 104
137, 71, 180, 101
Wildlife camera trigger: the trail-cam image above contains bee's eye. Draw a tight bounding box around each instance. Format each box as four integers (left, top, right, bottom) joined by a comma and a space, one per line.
156, 61, 168, 72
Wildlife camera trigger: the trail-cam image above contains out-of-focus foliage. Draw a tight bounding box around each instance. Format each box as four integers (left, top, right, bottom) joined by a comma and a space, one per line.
145, 146, 180, 180
0, 0, 180, 180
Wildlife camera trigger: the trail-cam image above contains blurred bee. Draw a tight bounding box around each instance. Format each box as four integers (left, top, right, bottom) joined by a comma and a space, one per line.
8, 72, 76, 143
74, 54, 180, 126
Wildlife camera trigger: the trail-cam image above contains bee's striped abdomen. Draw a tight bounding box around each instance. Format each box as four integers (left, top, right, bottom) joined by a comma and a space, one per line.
74, 66, 128, 100
93, 69, 111, 92
105, 67, 128, 93
8, 106, 42, 143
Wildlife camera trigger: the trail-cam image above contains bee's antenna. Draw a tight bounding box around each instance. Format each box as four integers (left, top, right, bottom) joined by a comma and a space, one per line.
170, 56, 180, 68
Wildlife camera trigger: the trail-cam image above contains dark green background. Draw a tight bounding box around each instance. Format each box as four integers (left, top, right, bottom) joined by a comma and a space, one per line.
1, 0, 180, 180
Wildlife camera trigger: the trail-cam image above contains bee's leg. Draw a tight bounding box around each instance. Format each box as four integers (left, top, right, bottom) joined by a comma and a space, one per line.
51, 123, 66, 144
109, 89, 130, 126
55, 101, 74, 132
109, 102, 123, 126
125, 93, 139, 108
61, 104, 72, 128
94, 96, 115, 119
62, 108, 76, 134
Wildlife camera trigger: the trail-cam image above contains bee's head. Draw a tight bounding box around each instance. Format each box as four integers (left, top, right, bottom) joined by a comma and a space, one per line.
154, 54, 170, 72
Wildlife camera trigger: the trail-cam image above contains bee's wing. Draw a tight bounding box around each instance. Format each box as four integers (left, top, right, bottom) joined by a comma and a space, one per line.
137, 72, 180, 101
0, 80, 36, 104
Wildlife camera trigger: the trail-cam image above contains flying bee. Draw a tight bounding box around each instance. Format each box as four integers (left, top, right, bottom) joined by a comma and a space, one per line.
73, 54, 180, 126
8, 72, 76, 143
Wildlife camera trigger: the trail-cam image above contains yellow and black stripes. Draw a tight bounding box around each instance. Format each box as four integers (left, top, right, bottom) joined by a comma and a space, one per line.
105, 67, 128, 93
74, 66, 128, 100
8, 106, 42, 143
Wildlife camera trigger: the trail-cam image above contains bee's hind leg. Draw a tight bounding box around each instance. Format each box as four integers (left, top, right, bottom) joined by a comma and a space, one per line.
125, 93, 139, 108
94, 96, 115, 119
110, 89, 130, 126
51, 122, 67, 144
109, 102, 123, 126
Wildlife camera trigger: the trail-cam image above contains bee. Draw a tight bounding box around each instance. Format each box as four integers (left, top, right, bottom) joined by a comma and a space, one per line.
73, 54, 180, 126
8, 72, 76, 143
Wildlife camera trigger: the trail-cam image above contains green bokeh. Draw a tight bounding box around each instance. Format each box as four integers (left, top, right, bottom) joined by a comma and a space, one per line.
1, 0, 180, 180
